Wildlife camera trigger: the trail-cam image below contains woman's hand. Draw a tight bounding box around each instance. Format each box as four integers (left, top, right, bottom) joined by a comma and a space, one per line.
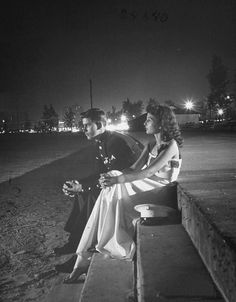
62, 180, 83, 197
99, 173, 117, 188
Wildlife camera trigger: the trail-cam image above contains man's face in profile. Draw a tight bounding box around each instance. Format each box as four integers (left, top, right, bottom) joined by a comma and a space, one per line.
82, 118, 99, 140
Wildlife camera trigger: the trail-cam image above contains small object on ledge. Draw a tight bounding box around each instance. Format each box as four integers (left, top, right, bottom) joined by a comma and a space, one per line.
134, 204, 176, 226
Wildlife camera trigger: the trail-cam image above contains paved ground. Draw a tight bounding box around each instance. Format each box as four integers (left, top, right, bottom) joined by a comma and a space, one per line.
131, 130, 236, 237
129, 129, 236, 172
0, 129, 235, 302
129, 130, 236, 301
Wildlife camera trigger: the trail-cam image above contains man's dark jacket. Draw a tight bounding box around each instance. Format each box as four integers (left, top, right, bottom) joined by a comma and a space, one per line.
64, 131, 136, 249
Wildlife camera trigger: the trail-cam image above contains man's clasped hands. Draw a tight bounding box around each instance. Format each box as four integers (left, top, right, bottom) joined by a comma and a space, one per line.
62, 174, 118, 197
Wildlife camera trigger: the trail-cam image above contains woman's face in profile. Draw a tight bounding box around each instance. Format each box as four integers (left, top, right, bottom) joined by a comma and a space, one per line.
144, 113, 159, 134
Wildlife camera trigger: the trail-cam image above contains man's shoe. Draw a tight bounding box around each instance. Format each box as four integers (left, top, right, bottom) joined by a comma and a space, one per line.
53, 244, 76, 256
55, 255, 77, 273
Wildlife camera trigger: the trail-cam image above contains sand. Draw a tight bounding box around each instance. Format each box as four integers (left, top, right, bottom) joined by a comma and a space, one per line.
0, 134, 97, 302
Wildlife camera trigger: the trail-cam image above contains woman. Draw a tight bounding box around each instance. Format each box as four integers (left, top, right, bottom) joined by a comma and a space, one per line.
64, 103, 183, 283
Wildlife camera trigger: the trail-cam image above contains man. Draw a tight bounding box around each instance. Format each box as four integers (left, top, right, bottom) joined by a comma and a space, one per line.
55, 108, 135, 272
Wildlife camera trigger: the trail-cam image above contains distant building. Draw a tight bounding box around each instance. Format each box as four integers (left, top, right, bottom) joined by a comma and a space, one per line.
128, 106, 200, 131
173, 107, 200, 125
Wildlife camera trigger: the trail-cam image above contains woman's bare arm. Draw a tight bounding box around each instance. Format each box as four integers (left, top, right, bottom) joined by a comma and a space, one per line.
117, 139, 178, 183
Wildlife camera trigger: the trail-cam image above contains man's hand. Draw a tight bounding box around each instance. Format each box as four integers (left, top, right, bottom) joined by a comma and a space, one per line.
99, 173, 117, 188
62, 180, 83, 197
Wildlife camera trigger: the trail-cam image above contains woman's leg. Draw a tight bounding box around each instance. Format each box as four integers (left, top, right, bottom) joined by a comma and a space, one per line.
63, 189, 105, 283
64, 172, 137, 283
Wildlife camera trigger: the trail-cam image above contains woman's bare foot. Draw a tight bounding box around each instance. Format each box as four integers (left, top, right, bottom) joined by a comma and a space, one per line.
63, 266, 89, 284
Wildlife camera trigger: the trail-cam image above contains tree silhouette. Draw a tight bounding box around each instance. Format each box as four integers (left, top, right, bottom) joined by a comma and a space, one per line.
207, 55, 229, 118
106, 106, 123, 122
164, 99, 176, 108
228, 70, 236, 119
40, 104, 59, 132
64, 107, 75, 130
122, 98, 143, 118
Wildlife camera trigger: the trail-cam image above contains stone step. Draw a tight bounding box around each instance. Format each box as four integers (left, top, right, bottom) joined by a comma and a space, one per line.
79, 253, 134, 302
136, 222, 224, 302
178, 183, 236, 302
45, 274, 84, 302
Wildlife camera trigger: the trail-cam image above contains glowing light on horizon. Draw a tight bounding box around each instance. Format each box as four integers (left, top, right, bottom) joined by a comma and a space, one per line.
184, 100, 194, 110
106, 122, 129, 131
121, 115, 127, 122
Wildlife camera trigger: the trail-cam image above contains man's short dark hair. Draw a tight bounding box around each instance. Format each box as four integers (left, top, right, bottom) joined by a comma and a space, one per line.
81, 108, 106, 125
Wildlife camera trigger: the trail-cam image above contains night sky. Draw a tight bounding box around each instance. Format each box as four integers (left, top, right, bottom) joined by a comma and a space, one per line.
1, 0, 235, 121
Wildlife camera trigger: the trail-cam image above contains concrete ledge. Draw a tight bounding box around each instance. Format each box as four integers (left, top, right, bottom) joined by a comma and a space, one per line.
178, 184, 236, 302
136, 222, 223, 302
45, 274, 84, 302
80, 253, 134, 302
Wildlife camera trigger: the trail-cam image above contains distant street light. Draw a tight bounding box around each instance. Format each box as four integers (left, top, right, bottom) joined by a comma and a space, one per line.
184, 100, 194, 110
217, 108, 224, 116
121, 115, 127, 122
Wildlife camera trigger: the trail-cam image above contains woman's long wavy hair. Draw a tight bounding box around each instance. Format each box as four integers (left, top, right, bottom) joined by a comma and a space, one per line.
146, 103, 183, 147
